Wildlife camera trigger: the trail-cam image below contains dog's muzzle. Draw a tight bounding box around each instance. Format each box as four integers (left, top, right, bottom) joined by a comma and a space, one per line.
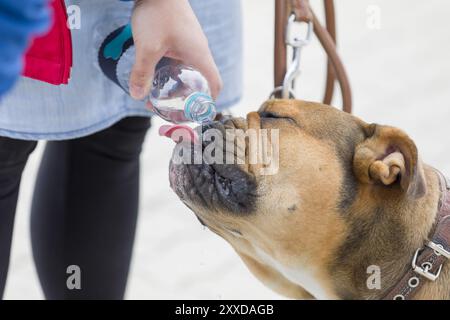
168, 118, 258, 215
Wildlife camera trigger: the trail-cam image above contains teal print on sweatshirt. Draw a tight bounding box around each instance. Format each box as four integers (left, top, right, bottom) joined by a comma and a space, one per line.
103, 24, 133, 61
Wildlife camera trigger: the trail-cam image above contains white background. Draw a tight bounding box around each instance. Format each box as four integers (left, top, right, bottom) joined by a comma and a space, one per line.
5, 0, 450, 299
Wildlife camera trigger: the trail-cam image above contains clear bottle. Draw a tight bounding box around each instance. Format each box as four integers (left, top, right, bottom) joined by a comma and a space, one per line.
97, 24, 216, 124
148, 61, 217, 124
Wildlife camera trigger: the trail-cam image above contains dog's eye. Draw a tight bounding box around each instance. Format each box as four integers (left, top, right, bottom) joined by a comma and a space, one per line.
260, 111, 281, 119
260, 112, 296, 124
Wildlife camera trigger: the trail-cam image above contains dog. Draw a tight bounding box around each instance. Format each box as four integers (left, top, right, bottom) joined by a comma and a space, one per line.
166, 99, 450, 300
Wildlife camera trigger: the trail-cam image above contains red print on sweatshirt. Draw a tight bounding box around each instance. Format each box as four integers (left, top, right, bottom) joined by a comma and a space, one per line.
23, 0, 73, 85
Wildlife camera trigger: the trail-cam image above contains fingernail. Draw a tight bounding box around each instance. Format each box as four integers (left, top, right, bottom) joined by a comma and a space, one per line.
130, 85, 145, 100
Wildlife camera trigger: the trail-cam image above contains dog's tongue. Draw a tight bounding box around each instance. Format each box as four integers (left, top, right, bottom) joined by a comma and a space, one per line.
159, 124, 199, 144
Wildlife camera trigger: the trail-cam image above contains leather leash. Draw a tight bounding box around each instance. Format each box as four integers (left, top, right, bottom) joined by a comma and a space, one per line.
273, 0, 352, 113
383, 170, 450, 300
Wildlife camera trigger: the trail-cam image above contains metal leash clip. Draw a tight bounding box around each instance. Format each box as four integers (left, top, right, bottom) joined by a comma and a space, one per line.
271, 14, 313, 99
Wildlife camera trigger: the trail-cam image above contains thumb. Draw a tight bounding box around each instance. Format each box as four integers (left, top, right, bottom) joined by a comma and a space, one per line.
129, 47, 164, 100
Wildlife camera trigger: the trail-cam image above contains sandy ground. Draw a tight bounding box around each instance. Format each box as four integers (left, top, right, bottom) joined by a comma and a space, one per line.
4, 0, 450, 299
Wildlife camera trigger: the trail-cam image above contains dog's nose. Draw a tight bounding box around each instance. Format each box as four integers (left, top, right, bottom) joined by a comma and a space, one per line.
200, 121, 225, 134
216, 113, 233, 124
201, 122, 214, 134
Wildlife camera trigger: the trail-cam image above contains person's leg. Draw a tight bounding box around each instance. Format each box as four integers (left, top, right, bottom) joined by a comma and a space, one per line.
0, 137, 37, 297
31, 117, 151, 299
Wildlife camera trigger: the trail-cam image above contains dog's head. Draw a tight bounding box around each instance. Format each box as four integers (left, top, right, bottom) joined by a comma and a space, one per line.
168, 100, 428, 299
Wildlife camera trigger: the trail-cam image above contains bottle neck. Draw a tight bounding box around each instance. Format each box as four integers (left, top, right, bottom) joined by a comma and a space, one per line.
184, 92, 216, 123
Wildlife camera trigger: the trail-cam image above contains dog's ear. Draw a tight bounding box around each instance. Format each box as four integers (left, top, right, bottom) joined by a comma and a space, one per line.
353, 124, 426, 199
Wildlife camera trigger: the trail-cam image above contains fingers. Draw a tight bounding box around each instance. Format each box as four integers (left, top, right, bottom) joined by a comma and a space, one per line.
130, 0, 222, 101
130, 44, 222, 101
199, 55, 223, 100
129, 46, 164, 100
180, 44, 223, 100
193, 54, 223, 100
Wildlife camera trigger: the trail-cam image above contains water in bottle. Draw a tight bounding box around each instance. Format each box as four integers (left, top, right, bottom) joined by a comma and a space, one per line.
149, 62, 216, 124
96, 23, 217, 124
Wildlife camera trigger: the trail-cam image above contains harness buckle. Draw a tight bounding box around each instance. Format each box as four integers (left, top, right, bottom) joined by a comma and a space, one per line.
426, 241, 450, 259
411, 248, 443, 281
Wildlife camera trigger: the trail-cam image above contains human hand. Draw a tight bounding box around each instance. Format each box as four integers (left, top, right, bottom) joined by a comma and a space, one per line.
129, 0, 222, 100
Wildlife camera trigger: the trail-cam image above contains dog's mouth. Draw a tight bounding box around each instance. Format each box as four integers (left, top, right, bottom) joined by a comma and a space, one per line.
165, 118, 257, 215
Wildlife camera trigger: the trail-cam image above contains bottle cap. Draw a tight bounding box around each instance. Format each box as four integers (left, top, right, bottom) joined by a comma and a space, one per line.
184, 92, 217, 123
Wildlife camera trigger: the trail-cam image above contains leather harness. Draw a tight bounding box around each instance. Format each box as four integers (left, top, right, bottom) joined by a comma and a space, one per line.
382, 170, 450, 300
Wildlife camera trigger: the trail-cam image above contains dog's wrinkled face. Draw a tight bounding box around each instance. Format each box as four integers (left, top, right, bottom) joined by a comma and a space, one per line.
168, 100, 426, 299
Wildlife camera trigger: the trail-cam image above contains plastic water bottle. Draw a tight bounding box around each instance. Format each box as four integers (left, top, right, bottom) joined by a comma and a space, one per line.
148, 62, 217, 124
97, 24, 217, 124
